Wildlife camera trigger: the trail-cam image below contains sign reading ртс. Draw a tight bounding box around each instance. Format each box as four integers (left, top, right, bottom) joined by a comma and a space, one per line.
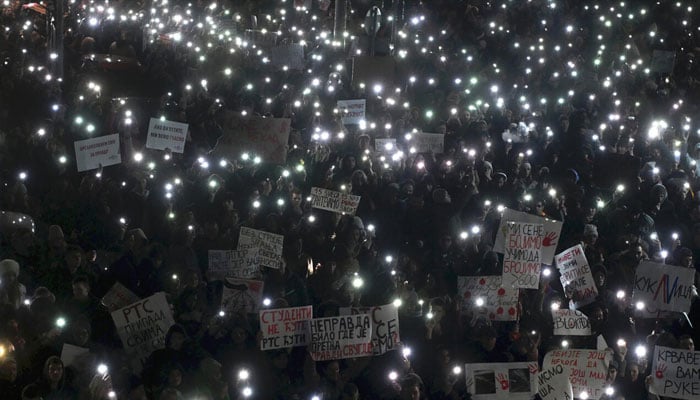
259, 305, 313, 350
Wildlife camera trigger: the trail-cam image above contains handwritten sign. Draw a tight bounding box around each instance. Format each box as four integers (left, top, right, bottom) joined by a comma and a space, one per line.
259, 305, 313, 350
111, 292, 175, 371
632, 261, 695, 314
101, 282, 140, 313
340, 304, 400, 356
237, 227, 284, 269
552, 309, 591, 336
221, 278, 264, 314
555, 245, 598, 309
538, 363, 574, 400
211, 113, 290, 164
543, 349, 612, 400
375, 138, 397, 153
146, 118, 188, 153
458, 276, 519, 321
309, 314, 372, 361
310, 187, 361, 215
651, 346, 700, 400
269, 43, 305, 70
74, 134, 121, 172
502, 221, 543, 289
337, 99, 366, 125
494, 208, 562, 265
208, 249, 259, 280
464, 361, 538, 400
410, 132, 444, 153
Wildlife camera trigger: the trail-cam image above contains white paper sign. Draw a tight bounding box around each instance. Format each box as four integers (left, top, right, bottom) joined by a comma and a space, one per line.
237, 227, 284, 269
221, 278, 264, 314
74, 134, 121, 172
337, 99, 366, 125
101, 282, 141, 313
555, 245, 599, 309
259, 305, 313, 350
310, 187, 361, 215
502, 221, 543, 289
340, 304, 400, 356
464, 361, 539, 400
60, 344, 89, 367
494, 208, 563, 265
458, 276, 519, 321
543, 349, 612, 400
146, 118, 188, 153
552, 309, 591, 336
633, 261, 695, 314
309, 314, 372, 361
651, 346, 700, 400
208, 249, 260, 280
537, 363, 574, 400
410, 132, 444, 153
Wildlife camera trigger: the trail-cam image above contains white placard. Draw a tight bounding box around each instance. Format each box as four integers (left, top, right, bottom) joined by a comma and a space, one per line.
309, 314, 372, 361
208, 249, 260, 280
146, 118, 188, 153
337, 99, 366, 125
650, 346, 700, 400
237, 227, 284, 269
74, 134, 121, 172
552, 309, 591, 336
458, 276, 519, 321
340, 304, 400, 356
543, 349, 612, 400
537, 363, 574, 400
410, 132, 444, 153
101, 282, 140, 313
259, 305, 313, 350
464, 361, 539, 400
494, 208, 563, 266
632, 261, 695, 314
310, 187, 361, 215
502, 221, 543, 289
221, 278, 264, 314
555, 245, 599, 309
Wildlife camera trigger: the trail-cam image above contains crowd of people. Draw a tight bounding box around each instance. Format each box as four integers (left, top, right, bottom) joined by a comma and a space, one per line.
1, 0, 700, 399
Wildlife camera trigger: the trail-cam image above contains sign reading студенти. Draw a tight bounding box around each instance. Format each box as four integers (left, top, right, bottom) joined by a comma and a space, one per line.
310, 187, 360, 215
309, 314, 372, 361
259, 305, 313, 350
146, 118, 188, 153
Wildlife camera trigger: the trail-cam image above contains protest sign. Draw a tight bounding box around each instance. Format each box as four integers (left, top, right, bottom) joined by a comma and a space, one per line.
632, 261, 695, 314
464, 361, 538, 400
650, 345, 700, 400
501, 221, 543, 289
310, 187, 361, 215
111, 292, 175, 370
237, 227, 284, 269
211, 113, 291, 164
221, 278, 264, 314
410, 132, 444, 153
337, 99, 366, 125
650, 50, 676, 74
60, 343, 89, 367
74, 134, 121, 172
208, 249, 259, 280
309, 314, 372, 361
259, 305, 313, 350
375, 138, 397, 152
339, 304, 400, 356
101, 282, 140, 313
146, 118, 188, 153
543, 349, 612, 400
269, 43, 305, 70
494, 208, 562, 265
552, 309, 591, 336
555, 245, 598, 309
458, 276, 519, 321
537, 363, 574, 400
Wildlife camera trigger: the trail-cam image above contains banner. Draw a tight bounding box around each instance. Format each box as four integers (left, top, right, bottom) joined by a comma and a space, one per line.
337, 99, 366, 125
111, 292, 175, 370
555, 245, 598, 309
309, 314, 372, 361
543, 349, 612, 400
464, 361, 538, 400
310, 187, 361, 215
211, 113, 290, 164
221, 278, 264, 314
537, 363, 574, 400
340, 304, 400, 356
632, 261, 695, 314
410, 132, 444, 153
375, 138, 397, 152
101, 282, 141, 313
74, 134, 121, 172
259, 305, 313, 350
269, 43, 305, 70
502, 221, 543, 289
208, 249, 259, 280
237, 227, 284, 269
146, 118, 188, 153
494, 208, 562, 265
552, 309, 591, 336
651, 345, 700, 400
458, 276, 519, 321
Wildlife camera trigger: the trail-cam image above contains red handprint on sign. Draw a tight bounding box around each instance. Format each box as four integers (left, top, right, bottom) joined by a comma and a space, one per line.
655, 363, 667, 379
542, 232, 558, 247
496, 373, 509, 391
528, 364, 539, 375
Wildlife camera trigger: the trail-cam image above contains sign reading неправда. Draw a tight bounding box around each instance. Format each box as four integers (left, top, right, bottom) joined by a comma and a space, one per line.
146, 118, 188, 153
309, 314, 372, 361
502, 221, 543, 289
337, 99, 366, 125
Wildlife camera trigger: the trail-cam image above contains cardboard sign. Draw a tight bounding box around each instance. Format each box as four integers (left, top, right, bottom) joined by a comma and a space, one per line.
74, 134, 121, 172
502, 221, 543, 289
464, 361, 538, 400
410, 132, 444, 153
221, 278, 264, 314
340, 304, 400, 356
375, 138, 397, 153
146, 118, 188, 153
632, 261, 695, 314
259, 305, 313, 350
458, 276, 519, 321
208, 249, 259, 280
310, 187, 361, 215
337, 99, 366, 125
60, 344, 89, 367
552, 309, 591, 336
101, 282, 141, 313
555, 245, 599, 309
651, 346, 700, 400
538, 363, 574, 400
269, 43, 305, 70
237, 227, 284, 269
211, 113, 290, 164
111, 292, 175, 370
309, 314, 372, 361
494, 208, 563, 265
543, 349, 612, 400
